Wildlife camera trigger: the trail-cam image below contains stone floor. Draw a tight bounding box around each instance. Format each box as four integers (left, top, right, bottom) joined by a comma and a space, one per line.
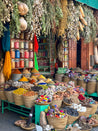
0, 107, 98, 131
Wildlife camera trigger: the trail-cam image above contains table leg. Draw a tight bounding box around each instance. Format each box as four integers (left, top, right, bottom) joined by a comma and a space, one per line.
2, 100, 4, 114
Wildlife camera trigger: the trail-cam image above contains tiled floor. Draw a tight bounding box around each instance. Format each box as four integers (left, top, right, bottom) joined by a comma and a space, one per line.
0, 107, 98, 131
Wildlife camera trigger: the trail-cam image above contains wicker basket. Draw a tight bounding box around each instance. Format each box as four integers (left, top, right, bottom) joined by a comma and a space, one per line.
0, 90, 6, 100
78, 111, 86, 117
67, 115, 79, 125
87, 80, 96, 94
50, 100, 62, 108
77, 79, 87, 90
47, 115, 68, 130
23, 95, 38, 108
55, 74, 64, 82
5, 91, 14, 103
84, 107, 92, 117
90, 104, 97, 115
62, 76, 70, 83
96, 81, 98, 94
13, 93, 24, 106
80, 127, 92, 131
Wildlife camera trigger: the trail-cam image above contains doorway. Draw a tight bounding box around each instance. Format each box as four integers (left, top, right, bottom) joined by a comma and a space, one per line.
77, 39, 81, 68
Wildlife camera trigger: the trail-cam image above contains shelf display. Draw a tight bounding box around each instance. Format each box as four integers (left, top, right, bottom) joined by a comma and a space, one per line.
10, 39, 34, 69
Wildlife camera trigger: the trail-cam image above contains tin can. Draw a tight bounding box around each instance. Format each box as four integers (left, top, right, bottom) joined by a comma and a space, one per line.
29, 51, 33, 58
24, 50, 29, 58
11, 40, 14, 48
11, 59, 15, 69
15, 59, 19, 68
14, 41, 19, 48
24, 42, 28, 49
20, 50, 24, 58
29, 42, 33, 50
15, 50, 20, 58
24, 59, 29, 67
29, 60, 33, 68
11, 49, 15, 59
19, 41, 24, 49
20, 59, 24, 68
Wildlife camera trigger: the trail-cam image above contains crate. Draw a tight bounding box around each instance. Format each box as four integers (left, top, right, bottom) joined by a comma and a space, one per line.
35, 104, 49, 125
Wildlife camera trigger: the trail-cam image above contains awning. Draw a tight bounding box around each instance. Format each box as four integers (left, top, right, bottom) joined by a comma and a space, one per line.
75, 0, 98, 9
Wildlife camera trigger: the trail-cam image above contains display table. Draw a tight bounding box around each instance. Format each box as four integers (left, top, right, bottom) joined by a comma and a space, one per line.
85, 91, 98, 97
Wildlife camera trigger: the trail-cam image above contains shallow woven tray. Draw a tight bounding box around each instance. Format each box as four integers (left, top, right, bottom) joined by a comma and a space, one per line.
21, 123, 35, 130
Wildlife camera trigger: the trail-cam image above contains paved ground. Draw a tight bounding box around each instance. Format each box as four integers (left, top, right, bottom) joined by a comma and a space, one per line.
0, 107, 98, 131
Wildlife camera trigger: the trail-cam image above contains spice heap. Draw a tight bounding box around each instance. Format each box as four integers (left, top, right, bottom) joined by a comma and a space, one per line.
36, 95, 51, 104
12, 69, 21, 74
46, 105, 66, 118
38, 75, 46, 80
19, 76, 28, 82
31, 86, 43, 92
4, 86, 17, 91
30, 79, 37, 84
23, 69, 30, 74
23, 91, 37, 96
13, 88, 28, 95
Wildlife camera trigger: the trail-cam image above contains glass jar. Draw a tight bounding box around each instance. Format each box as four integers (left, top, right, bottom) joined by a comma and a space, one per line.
24, 59, 29, 67
11, 59, 15, 69
15, 59, 19, 68
29, 51, 33, 58
24, 50, 29, 58
24, 42, 28, 49
15, 50, 20, 58
20, 59, 24, 68
11, 49, 15, 59
20, 50, 24, 58
19, 41, 24, 49
14, 41, 19, 48
11, 40, 14, 48
29, 60, 33, 68
29, 42, 33, 50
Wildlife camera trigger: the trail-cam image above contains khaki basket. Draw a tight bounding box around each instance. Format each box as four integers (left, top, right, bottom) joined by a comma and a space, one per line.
90, 104, 97, 115
55, 74, 64, 82
87, 80, 96, 94
13, 93, 24, 106
77, 79, 87, 90
96, 81, 98, 94
50, 100, 62, 108
62, 76, 70, 83
67, 115, 79, 125
84, 107, 92, 117
47, 115, 68, 130
23, 95, 38, 108
78, 111, 86, 117
5, 91, 14, 103
0, 90, 6, 100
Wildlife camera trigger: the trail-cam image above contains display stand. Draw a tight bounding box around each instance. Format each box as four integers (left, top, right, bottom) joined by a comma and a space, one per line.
85, 91, 98, 97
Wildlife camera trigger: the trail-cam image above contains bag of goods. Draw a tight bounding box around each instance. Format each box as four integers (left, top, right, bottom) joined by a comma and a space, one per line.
13, 88, 28, 105
35, 95, 51, 105
12, 69, 22, 81
23, 69, 31, 78
0, 68, 5, 84
19, 76, 29, 82
23, 91, 38, 108
46, 105, 68, 130
0, 85, 6, 100
4, 86, 17, 102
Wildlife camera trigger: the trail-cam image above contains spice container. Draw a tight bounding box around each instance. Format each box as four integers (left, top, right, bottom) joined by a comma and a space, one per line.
19, 41, 24, 49
24, 59, 29, 67
14, 41, 19, 49
29, 51, 33, 58
24, 42, 28, 49
15, 50, 20, 58
29, 42, 33, 50
24, 50, 29, 58
15, 59, 20, 68
20, 50, 24, 58
20, 32, 24, 40
20, 59, 24, 68
29, 60, 33, 68
11, 59, 15, 69
11, 49, 15, 59
11, 40, 14, 48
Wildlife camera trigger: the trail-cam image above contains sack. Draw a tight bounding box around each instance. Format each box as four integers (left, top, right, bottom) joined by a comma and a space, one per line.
0, 68, 5, 84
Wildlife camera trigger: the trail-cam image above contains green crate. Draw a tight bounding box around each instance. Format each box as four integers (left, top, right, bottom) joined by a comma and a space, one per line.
35, 104, 49, 125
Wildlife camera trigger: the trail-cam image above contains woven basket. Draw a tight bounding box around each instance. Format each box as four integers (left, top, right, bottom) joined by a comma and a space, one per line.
84, 107, 92, 117
63, 101, 72, 106
78, 111, 86, 117
50, 100, 62, 108
67, 115, 79, 125
13, 93, 24, 106
70, 78, 77, 87
5, 91, 14, 103
96, 81, 98, 94
90, 104, 97, 115
80, 127, 92, 131
77, 79, 87, 90
47, 115, 68, 130
87, 80, 96, 94
23, 95, 38, 108
0, 90, 6, 100
62, 76, 70, 83
55, 74, 64, 82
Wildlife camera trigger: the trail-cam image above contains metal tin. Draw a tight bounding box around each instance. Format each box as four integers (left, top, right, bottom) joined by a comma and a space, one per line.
29, 60, 33, 67
14, 41, 19, 48
24, 59, 29, 67
19, 41, 24, 49
15, 59, 19, 68
11, 49, 15, 59
29, 42, 33, 50
20, 59, 24, 68
29, 51, 33, 58
24, 50, 29, 58
24, 42, 28, 49
15, 50, 20, 58
20, 50, 24, 58
11, 40, 14, 48
11, 59, 15, 69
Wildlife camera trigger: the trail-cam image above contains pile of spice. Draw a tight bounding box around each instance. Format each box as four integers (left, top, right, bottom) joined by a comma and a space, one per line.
31, 86, 43, 92
36, 95, 51, 104
31, 68, 39, 73
38, 75, 46, 80
46, 105, 66, 118
13, 88, 28, 95
30, 79, 37, 84
23, 91, 38, 96
19, 76, 28, 82
63, 97, 73, 104
4, 86, 17, 91
21, 83, 34, 90
23, 69, 31, 74
12, 69, 21, 74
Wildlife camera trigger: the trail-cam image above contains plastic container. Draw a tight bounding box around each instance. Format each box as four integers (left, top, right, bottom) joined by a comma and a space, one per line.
15, 59, 20, 68
14, 41, 19, 49
29, 60, 33, 68
20, 50, 24, 58
11, 49, 15, 58
24, 59, 29, 67
20, 41, 24, 49
24, 50, 29, 58
20, 59, 24, 68
11, 40, 14, 48
29, 51, 33, 58
15, 50, 20, 58
11, 59, 15, 69
29, 42, 33, 50
24, 42, 28, 49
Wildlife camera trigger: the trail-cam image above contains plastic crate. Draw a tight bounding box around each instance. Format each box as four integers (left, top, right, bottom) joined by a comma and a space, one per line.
35, 104, 49, 125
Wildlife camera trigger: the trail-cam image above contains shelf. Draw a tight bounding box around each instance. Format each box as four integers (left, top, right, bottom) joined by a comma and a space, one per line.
39, 43, 48, 45
37, 56, 49, 58
38, 49, 47, 52
40, 72, 51, 75
39, 66, 50, 69
11, 67, 34, 69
